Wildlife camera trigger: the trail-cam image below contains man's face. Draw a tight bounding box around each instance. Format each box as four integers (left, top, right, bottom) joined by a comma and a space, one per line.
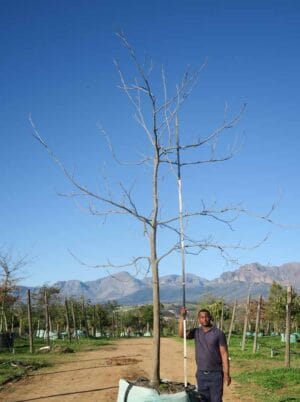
198, 311, 211, 327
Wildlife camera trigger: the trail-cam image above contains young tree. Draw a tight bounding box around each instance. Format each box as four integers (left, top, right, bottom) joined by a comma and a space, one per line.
33, 285, 61, 341
31, 34, 276, 386
0, 249, 27, 333
265, 282, 299, 333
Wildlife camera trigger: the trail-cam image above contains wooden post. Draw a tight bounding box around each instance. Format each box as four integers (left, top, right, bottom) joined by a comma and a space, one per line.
93, 305, 96, 337
253, 295, 262, 353
64, 299, 72, 342
97, 306, 104, 337
241, 294, 250, 351
227, 299, 237, 347
112, 311, 115, 338
3, 311, 8, 332
220, 300, 224, 331
285, 286, 292, 368
27, 289, 33, 353
19, 317, 22, 337
71, 301, 78, 340
44, 291, 50, 346
81, 298, 89, 337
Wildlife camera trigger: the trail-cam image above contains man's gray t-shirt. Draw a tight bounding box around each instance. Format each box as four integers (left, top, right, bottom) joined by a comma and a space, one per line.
186, 326, 227, 371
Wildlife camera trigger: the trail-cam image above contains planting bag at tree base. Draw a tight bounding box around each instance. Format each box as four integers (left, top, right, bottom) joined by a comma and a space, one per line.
117, 379, 188, 402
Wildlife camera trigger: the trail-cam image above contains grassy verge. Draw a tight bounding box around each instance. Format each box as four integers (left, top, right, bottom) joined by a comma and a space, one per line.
235, 367, 300, 402
229, 335, 300, 401
183, 334, 300, 401
0, 336, 111, 387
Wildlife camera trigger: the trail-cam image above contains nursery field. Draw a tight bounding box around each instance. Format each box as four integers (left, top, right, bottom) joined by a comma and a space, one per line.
0, 335, 299, 402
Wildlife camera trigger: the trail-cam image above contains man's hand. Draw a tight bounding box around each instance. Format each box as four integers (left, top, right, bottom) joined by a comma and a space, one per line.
224, 373, 231, 386
178, 307, 187, 337
180, 306, 187, 318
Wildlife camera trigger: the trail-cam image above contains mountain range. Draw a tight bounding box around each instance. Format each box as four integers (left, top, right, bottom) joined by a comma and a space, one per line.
17, 262, 300, 304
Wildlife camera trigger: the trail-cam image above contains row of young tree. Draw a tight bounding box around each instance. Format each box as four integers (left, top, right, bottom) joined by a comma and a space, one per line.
1, 276, 299, 344
197, 282, 299, 367
1, 286, 157, 340
197, 282, 300, 336
0, 270, 172, 341
0, 249, 298, 369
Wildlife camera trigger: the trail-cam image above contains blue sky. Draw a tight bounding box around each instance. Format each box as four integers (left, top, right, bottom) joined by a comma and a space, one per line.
1, 0, 299, 287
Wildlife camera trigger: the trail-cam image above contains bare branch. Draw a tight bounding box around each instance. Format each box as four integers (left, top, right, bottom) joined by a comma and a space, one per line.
114, 58, 155, 146
30, 116, 151, 227
162, 103, 246, 158
161, 152, 235, 166
68, 249, 150, 270
116, 32, 156, 104
159, 203, 241, 230
97, 123, 150, 166
182, 234, 269, 266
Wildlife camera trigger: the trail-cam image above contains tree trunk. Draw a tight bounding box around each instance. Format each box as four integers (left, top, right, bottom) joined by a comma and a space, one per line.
151, 255, 160, 387
241, 294, 250, 351
220, 300, 224, 331
253, 295, 262, 353
44, 292, 50, 346
10, 312, 14, 334
93, 305, 96, 337
27, 289, 33, 353
285, 286, 292, 368
150, 139, 160, 387
65, 299, 72, 342
227, 299, 237, 347
19, 317, 22, 337
71, 301, 78, 340
81, 298, 89, 337
98, 308, 102, 336
0, 297, 7, 332
3, 311, 8, 332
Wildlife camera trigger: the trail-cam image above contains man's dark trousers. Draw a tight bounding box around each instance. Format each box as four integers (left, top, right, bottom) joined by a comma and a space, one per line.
196, 370, 223, 402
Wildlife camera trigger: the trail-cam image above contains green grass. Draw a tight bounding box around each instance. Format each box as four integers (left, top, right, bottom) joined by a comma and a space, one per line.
235, 368, 300, 402
181, 334, 300, 401
0, 336, 111, 387
226, 335, 300, 401
236, 368, 299, 391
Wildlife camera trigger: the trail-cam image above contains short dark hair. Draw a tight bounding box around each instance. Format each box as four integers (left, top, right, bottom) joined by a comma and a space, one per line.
198, 309, 211, 318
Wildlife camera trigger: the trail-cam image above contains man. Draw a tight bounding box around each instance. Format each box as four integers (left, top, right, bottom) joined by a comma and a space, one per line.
178, 307, 231, 402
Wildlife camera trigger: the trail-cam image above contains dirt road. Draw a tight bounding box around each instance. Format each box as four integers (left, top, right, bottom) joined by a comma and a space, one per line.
0, 337, 251, 401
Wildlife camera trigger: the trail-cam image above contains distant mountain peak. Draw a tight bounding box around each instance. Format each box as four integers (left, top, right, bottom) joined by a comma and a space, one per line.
213, 262, 300, 288
17, 262, 300, 304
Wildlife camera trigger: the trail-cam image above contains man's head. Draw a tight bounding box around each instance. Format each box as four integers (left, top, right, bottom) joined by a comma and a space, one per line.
197, 309, 212, 328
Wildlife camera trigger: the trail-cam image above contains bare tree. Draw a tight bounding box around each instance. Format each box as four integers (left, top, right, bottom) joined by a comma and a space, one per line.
285, 285, 292, 368
27, 289, 33, 353
31, 34, 276, 387
241, 294, 251, 351
64, 299, 72, 342
227, 298, 237, 347
0, 248, 27, 333
253, 294, 262, 353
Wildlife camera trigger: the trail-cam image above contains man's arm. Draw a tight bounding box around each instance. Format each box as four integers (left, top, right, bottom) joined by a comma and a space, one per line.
178, 307, 186, 337
178, 307, 195, 338
178, 314, 185, 337
219, 345, 231, 386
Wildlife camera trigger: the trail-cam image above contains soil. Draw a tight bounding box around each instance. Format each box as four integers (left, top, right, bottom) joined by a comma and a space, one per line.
0, 337, 252, 402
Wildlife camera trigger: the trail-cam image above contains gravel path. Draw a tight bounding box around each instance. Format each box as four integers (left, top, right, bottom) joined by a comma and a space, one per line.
0, 337, 253, 401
